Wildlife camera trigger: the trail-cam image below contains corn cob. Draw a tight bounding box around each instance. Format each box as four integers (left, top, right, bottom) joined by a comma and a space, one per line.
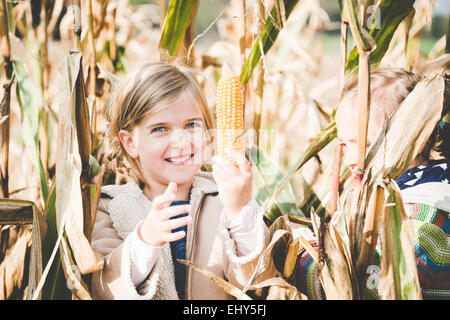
215, 63, 245, 161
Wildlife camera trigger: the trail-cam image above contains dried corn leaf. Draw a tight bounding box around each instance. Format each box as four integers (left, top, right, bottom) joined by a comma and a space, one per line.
55, 51, 102, 275
178, 259, 252, 300
248, 277, 305, 299
314, 211, 357, 300
59, 237, 92, 300
96, 62, 119, 88
0, 225, 31, 300
0, 199, 46, 300
250, 277, 303, 300
283, 238, 299, 279
298, 235, 318, 264
355, 184, 384, 279
244, 214, 296, 291
378, 182, 421, 300
244, 229, 288, 291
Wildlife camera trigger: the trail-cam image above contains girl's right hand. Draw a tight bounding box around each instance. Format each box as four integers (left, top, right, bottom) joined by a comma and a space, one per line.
140, 182, 192, 247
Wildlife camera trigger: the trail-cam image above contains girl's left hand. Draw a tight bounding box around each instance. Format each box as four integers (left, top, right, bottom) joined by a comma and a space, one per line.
212, 149, 253, 219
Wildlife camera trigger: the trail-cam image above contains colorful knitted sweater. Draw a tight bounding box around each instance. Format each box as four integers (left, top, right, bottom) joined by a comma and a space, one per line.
294, 160, 450, 300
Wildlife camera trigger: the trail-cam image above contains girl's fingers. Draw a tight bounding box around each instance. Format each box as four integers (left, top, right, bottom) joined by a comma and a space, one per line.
163, 230, 186, 243
160, 215, 192, 232
212, 156, 239, 176
227, 149, 251, 174
152, 182, 178, 210
160, 204, 191, 220
152, 192, 175, 211
165, 181, 177, 197
212, 165, 228, 183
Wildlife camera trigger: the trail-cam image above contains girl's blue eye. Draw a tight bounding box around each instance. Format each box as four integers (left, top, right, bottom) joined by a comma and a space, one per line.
186, 122, 201, 129
151, 127, 167, 134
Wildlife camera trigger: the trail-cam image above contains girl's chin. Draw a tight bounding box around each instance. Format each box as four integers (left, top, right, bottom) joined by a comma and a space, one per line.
162, 166, 201, 184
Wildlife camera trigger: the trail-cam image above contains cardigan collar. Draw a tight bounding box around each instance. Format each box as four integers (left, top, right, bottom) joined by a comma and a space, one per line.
101, 171, 218, 200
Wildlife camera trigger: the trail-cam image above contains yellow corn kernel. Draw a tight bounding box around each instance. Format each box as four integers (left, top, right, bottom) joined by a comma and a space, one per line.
215, 63, 245, 161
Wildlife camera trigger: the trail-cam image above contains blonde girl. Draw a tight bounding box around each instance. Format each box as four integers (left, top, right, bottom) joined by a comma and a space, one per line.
91, 62, 270, 300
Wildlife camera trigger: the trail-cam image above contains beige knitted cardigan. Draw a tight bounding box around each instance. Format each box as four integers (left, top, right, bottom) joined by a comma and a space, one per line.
90, 171, 269, 300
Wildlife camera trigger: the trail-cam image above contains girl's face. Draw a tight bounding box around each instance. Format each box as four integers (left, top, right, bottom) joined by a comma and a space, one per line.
120, 91, 209, 197
335, 97, 384, 176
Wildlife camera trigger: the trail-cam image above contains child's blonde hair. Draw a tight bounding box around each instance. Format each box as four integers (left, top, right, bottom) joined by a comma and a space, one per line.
339, 68, 449, 161
106, 62, 215, 185
340, 68, 421, 128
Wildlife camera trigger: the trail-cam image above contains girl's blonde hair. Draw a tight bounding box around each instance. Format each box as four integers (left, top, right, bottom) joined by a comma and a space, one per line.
106, 62, 215, 184
340, 68, 421, 126
339, 68, 449, 161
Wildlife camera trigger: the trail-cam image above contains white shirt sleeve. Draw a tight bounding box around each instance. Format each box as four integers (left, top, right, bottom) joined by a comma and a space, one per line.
129, 221, 162, 287
220, 199, 262, 256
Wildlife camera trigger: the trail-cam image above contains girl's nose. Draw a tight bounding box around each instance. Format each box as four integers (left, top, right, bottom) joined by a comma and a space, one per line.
170, 129, 190, 146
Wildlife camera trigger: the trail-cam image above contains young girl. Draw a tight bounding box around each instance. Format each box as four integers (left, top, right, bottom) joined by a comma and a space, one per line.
295, 68, 450, 299
90, 62, 271, 300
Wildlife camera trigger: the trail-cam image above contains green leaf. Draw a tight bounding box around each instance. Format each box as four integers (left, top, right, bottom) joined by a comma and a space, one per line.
13, 60, 48, 204
13, 60, 39, 139
38, 156, 49, 204
89, 155, 102, 179
40, 186, 72, 300
159, 0, 198, 58
240, 0, 300, 84
261, 122, 337, 217
345, 0, 415, 72
249, 146, 303, 222
6, 0, 14, 34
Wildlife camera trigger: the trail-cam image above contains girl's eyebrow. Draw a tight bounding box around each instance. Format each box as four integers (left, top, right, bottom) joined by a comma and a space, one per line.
185, 117, 203, 122
146, 121, 168, 129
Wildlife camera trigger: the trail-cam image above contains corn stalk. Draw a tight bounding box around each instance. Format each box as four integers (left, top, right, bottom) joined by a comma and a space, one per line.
240, 0, 300, 85
345, 0, 416, 73
87, 0, 98, 145
38, 0, 50, 174
253, 0, 266, 146
329, 143, 343, 217
343, 0, 375, 185
0, 0, 11, 198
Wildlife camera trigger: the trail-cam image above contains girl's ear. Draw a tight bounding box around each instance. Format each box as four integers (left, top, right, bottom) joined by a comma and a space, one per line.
119, 129, 139, 158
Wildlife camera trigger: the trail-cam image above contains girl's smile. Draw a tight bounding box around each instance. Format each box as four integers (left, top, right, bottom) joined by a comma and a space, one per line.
164, 153, 194, 165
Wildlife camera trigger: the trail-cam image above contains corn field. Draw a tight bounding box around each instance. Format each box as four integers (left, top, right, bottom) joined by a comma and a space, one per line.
0, 0, 448, 300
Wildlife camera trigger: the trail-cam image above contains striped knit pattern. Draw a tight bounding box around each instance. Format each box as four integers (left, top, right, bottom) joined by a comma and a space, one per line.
405, 204, 450, 298
295, 240, 324, 300
406, 203, 450, 234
